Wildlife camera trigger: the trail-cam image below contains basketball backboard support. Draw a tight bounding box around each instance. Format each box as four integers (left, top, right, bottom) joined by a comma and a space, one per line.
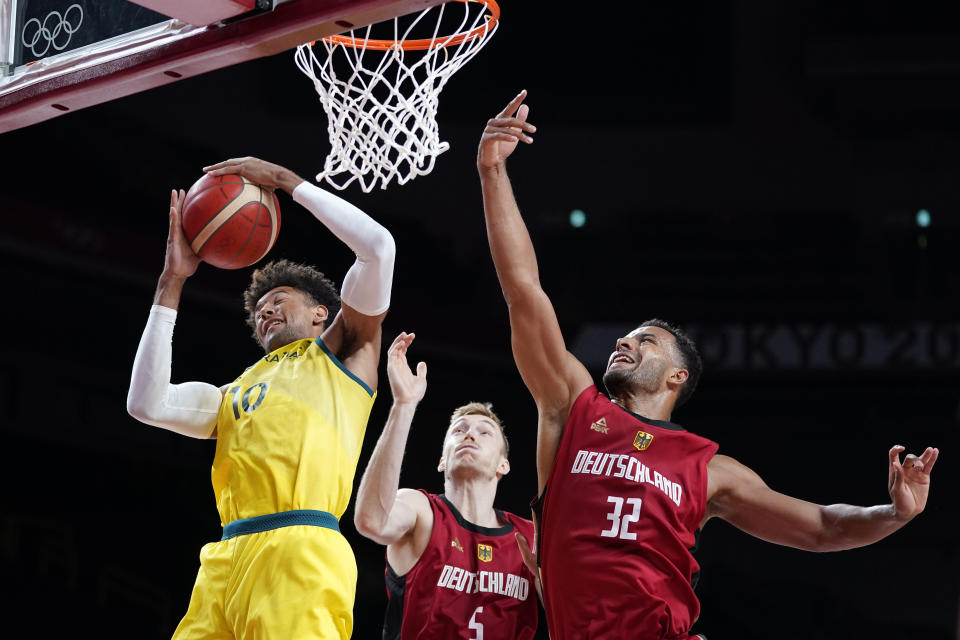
1, 1, 15, 74
128, 0, 259, 28
0, 0, 445, 134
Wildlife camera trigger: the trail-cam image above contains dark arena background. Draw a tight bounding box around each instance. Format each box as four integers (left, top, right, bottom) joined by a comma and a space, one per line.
1, 2, 958, 638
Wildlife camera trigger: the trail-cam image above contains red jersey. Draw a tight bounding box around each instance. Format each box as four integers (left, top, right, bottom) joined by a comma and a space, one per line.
383, 492, 539, 640
534, 386, 718, 639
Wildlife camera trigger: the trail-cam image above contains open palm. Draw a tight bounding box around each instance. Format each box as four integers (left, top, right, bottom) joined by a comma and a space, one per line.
387, 332, 427, 405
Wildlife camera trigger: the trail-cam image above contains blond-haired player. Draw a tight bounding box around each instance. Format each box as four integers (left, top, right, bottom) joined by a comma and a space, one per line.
354, 332, 539, 640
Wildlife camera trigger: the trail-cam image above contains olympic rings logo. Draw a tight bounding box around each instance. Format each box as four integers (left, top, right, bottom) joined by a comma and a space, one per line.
21, 4, 84, 59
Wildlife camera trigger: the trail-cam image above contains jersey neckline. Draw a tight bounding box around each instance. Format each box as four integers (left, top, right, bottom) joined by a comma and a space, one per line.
613, 400, 686, 431
439, 494, 515, 536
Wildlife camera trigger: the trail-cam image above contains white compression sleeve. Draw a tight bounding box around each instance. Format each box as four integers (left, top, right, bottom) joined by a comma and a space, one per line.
293, 181, 395, 316
126, 305, 221, 438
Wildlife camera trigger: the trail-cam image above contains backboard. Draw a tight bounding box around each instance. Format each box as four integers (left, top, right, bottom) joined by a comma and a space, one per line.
0, 0, 445, 133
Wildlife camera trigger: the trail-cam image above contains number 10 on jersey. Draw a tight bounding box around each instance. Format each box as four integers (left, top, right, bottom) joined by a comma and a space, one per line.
226, 382, 269, 419
600, 495, 643, 540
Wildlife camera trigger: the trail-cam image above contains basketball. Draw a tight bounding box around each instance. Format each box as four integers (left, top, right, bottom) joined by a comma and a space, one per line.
180, 173, 281, 269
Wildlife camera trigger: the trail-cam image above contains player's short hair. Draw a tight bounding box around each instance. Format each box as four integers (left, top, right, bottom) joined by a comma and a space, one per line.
638, 318, 702, 409
449, 402, 510, 458
243, 259, 341, 339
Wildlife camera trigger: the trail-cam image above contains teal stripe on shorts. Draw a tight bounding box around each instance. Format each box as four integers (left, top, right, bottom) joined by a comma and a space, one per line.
221, 509, 339, 540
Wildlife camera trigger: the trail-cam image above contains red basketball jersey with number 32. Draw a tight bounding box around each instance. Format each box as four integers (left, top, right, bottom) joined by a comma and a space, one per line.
535, 386, 719, 639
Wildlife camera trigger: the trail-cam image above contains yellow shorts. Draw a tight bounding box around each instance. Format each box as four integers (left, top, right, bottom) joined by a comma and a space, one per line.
172, 522, 356, 640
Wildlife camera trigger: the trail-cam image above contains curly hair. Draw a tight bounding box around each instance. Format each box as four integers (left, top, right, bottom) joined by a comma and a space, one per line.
449, 401, 510, 458
242, 259, 341, 340
638, 318, 702, 409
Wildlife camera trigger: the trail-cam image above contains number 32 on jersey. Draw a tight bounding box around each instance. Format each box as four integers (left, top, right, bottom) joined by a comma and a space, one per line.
600, 495, 643, 540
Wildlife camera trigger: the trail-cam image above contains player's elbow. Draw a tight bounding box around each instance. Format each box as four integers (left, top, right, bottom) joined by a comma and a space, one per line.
125, 385, 218, 439
353, 509, 391, 544
368, 226, 396, 266
355, 506, 407, 546
502, 278, 544, 306
126, 391, 153, 424
126, 395, 170, 430
126, 385, 168, 426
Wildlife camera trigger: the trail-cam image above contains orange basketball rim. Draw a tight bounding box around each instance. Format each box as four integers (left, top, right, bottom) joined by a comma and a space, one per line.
324, 0, 500, 51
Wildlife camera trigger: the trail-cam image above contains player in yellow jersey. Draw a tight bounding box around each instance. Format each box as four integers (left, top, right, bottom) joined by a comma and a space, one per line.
126, 156, 395, 640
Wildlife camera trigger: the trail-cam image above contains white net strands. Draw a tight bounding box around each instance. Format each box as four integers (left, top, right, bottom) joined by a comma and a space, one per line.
294, 0, 499, 192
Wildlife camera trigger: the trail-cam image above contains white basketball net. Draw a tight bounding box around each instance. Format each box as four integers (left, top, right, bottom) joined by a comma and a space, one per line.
294, 1, 499, 192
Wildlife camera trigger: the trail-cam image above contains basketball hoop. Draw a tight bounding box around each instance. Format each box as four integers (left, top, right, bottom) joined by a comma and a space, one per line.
294, 0, 500, 192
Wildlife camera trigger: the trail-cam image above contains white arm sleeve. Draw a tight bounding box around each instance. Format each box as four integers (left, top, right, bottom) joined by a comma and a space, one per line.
293, 181, 396, 316
126, 305, 222, 439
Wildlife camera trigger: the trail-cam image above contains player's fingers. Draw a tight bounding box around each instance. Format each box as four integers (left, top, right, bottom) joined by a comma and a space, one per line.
388, 332, 407, 352
483, 123, 524, 136
888, 445, 904, 466
515, 532, 537, 571
203, 157, 248, 170
902, 453, 923, 473
487, 116, 536, 131
497, 90, 527, 117
394, 344, 408, 363
515, 532, 530, 554
483, 129, 533, 144
205, 166, 241, 176
485, 118, 537, 136
203, 160, 249, 176
484, 123, 533, 142
482, 130, 521, 143
416, 361, 427, 379
517, 103, 530, 123
920, 447, 939, 474
171, 189, 184, 213
169, 194, 184, 227
888, 445, 904, 487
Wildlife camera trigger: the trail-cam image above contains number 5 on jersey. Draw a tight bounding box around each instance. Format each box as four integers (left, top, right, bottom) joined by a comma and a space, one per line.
468, 606, 483, 640
226, 382, 269, 419
600, 495, 642, 540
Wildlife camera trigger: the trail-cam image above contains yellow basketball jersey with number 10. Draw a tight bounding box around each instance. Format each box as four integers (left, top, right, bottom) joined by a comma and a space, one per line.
210, 337, 376, 525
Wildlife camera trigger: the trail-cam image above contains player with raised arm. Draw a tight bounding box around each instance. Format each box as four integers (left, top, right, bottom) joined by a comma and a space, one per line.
354, 332, 539, 640
126, 157, 395, 640
477, 92, 940, 639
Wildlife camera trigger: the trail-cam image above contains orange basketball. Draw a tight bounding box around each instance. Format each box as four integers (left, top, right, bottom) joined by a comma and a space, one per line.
180, 173, 281, 270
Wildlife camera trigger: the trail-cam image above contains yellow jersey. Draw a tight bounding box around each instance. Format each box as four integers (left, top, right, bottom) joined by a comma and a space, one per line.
210, 337, 376, 524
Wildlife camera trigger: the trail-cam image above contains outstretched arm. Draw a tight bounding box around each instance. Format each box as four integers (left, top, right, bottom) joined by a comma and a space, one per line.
354, 333, 432, 548
705, 445, 939, 551
127, 190, 222, 438
205, 158, 396, 390
477, 91, 593, 490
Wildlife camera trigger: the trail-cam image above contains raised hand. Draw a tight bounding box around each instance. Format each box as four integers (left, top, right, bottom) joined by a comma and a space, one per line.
888, 445, 939, 520
387, 332, 428, 406
477, 90, 537, 170
163, 189, 201, 279
203, 157, 303, 194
